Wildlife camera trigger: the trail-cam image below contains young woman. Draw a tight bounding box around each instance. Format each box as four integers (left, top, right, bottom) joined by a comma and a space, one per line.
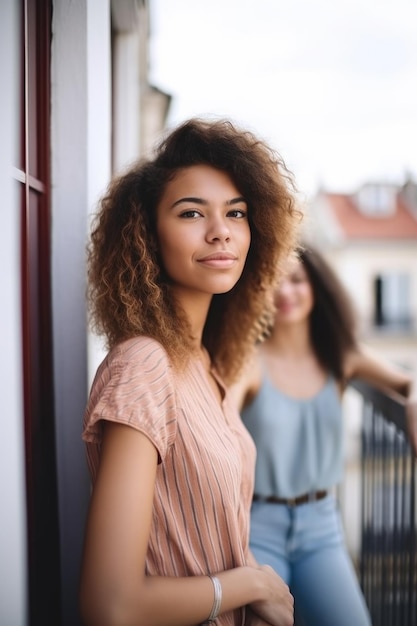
231, 245, 417, 626
79, 118, 301, 626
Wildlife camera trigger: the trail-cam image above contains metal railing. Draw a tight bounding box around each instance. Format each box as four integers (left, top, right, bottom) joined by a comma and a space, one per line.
350, 380, 417, 626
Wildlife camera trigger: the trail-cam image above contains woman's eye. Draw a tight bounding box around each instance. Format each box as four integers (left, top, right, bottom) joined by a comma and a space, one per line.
179, 209, 201, 218
228, 209, 247, 218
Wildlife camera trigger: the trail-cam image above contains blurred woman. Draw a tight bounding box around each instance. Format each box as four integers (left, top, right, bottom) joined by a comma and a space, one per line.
232, 245, 417, 626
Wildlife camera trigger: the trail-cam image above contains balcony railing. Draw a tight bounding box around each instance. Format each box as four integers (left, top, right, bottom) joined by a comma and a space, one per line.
350, 380, 417, 626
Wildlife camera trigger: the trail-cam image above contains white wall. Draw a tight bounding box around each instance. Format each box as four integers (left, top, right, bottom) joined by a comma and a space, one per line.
86, 0, 113, 382
88, 0, 151, 384
112, 30, 141, 174
51, 1, 111, 623
0, 1, 28, 624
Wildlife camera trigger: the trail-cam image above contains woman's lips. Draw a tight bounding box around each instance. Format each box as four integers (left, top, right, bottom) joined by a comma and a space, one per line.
276, 301, 296, 314
197, 251, 237, 268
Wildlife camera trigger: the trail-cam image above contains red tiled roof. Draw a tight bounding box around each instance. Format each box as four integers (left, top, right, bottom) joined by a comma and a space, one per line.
324, 193, 417, 239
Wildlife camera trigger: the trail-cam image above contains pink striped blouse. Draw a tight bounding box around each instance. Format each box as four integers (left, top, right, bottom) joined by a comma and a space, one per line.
83, 336, 256, 625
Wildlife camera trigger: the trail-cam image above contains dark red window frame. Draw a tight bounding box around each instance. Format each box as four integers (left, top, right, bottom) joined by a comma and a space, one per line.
18, 1, 61, 623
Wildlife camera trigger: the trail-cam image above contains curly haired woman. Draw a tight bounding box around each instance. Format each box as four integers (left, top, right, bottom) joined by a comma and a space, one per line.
79, 118, 301, 626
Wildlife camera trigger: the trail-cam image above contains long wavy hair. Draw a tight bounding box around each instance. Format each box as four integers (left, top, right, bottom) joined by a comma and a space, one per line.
298, 245, 358, 382
87, 118, 301, 383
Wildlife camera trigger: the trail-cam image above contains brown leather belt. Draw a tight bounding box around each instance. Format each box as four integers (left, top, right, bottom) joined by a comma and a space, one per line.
252, 490, 328, 507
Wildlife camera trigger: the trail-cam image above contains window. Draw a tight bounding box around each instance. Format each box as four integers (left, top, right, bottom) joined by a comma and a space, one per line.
356, 184, 397, 216
374, 272, 412, 330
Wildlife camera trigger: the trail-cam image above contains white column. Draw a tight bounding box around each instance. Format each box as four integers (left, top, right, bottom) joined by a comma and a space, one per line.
0, 1, 28, 624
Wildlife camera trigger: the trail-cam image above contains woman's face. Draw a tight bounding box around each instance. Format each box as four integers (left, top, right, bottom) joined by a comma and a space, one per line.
156, 164, 251, 299
274, 257, 314, 324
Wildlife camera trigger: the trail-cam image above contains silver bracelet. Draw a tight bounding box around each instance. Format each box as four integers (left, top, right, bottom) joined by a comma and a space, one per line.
203, 575, 222, 624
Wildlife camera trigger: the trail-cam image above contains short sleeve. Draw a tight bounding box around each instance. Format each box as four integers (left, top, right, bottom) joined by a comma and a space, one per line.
83, 337, 177, 462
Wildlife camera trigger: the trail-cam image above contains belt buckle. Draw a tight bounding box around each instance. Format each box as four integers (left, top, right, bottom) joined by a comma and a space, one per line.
287, 497, 297, 507
308, 491, 316, 503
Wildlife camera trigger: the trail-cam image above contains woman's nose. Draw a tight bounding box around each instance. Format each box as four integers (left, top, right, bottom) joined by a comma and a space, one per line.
206, 217, 231, 242
277, 279, 292, 295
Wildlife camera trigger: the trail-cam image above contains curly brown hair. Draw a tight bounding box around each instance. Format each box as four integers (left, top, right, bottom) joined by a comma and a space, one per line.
87, 118, 301, 383
298, 245, 358, 381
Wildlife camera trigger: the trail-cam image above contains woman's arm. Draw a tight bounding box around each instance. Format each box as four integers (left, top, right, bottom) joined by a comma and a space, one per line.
230, 352, 263, 412
79, 421, 294, 626
344, 344, 417, 455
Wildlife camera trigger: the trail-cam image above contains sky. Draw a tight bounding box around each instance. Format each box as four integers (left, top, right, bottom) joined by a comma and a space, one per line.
149, 0, 417, 198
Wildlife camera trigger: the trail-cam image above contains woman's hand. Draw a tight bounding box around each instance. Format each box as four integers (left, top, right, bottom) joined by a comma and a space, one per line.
249, 565, 294, 626
245, 606, 273, 625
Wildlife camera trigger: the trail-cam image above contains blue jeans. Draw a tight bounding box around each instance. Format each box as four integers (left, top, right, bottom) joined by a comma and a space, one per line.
250, 495, 371, 626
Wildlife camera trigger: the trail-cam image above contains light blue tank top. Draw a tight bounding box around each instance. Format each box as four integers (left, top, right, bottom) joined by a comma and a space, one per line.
241, 375, 344, 498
